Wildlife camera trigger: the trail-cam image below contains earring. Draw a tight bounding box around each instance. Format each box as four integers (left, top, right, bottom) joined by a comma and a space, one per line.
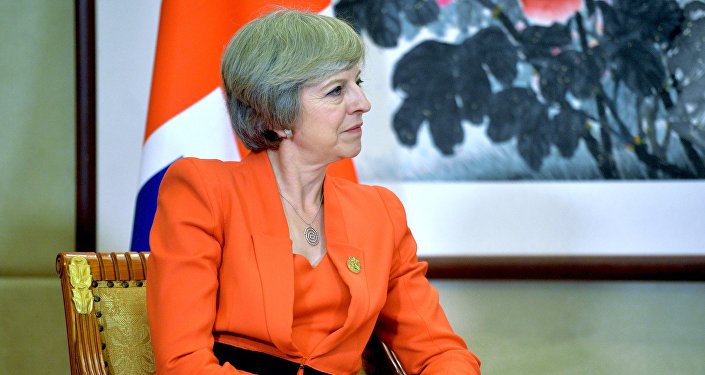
283, 129, 293, 139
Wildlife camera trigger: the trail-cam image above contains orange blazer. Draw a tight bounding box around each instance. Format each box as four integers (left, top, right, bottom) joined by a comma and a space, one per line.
147, 151, 481, 374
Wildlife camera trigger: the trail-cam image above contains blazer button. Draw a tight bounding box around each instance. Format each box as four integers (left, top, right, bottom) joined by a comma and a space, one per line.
347, 256, 361, 274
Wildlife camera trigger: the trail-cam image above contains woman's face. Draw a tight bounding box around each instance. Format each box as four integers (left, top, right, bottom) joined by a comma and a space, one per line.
290, 66, 371, 164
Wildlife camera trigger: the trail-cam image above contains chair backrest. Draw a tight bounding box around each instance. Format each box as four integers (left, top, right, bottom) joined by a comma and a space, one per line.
56, 252, 154, 375
57, 251, 405, 375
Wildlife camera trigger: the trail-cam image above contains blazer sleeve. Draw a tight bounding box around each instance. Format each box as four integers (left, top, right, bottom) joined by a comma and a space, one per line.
374, 187, 481, 375
146, 158, 252, 374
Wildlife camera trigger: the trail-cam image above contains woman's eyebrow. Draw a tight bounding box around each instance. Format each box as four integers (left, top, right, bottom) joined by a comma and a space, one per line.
314, 69, 362, 92
326, 71, 362, 86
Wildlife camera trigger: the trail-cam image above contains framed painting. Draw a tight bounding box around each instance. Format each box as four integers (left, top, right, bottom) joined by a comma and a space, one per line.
77, 0, 705, 279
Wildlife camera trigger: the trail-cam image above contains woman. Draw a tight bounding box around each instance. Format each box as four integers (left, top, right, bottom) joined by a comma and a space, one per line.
147, 9, 481, 375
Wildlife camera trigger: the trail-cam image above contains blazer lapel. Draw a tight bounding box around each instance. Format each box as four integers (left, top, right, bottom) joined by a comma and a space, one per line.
251, 233, 298, 354
244, 152, 299, 355
315, 177, 370, 352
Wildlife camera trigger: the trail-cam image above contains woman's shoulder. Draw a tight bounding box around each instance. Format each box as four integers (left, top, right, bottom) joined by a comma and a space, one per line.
168, 156, 240, 169
160, 158, 251, 200
328, 177, 404, 211
166, 157, 244, 178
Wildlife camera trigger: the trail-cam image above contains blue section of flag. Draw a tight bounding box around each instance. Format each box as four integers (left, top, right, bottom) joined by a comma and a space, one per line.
130, 159, 180, 252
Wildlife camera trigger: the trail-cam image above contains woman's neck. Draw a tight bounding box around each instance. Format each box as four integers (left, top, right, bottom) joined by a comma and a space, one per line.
266, 148, 326, 214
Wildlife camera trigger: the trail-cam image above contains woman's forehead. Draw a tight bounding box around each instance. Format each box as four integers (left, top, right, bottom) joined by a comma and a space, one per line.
309, 66, 361, 87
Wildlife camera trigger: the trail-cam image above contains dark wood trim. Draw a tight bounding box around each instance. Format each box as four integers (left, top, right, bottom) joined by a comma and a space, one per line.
75, 0, 96, 251
422, 256, 705, 281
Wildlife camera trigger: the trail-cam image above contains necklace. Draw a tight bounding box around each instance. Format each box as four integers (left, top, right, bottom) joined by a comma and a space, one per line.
279, 192, 323, 246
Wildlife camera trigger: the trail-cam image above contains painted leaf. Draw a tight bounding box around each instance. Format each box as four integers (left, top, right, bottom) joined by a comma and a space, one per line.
550, 106, 587, 158
487, 88, 543, 142
487, 88, 551, 170
457, 38, 493, 124
518, 121, 551, 171
365, 0, 402, 47
596, 1, 634, 41
393, 40, 466, 154
468, 26, 519, 86
334, 0, 366, 33
613, 43, 666, 96
401, 0, 440, 26
334, 0, 402, 47
614, 0, 684, 44
393, 96, 426, 146
539, 50, 593, 102
519, 23, 572, 61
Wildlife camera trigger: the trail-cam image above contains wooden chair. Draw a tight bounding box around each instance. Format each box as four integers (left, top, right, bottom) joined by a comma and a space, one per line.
56, 252, 406, 375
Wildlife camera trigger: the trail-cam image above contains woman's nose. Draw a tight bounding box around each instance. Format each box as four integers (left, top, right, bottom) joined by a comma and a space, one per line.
351, 86, 372, 114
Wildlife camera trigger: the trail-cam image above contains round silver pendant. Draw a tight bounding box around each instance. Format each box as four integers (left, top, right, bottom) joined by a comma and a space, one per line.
304, 226, 320, 246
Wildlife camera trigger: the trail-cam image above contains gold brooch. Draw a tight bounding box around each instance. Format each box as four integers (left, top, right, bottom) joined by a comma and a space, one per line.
347, 256, 361, 274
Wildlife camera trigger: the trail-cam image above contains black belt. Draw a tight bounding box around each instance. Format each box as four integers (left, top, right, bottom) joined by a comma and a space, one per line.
213, 342, 330, 375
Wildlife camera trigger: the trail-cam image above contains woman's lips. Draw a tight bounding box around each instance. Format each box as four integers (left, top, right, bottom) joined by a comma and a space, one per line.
344, 124, 362, 134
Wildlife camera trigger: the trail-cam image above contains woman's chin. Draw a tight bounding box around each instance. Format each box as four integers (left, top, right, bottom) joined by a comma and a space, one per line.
341, 144, 362, 160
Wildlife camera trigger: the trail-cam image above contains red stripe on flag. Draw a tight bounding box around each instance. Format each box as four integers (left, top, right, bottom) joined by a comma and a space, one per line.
145, 0, 330, 141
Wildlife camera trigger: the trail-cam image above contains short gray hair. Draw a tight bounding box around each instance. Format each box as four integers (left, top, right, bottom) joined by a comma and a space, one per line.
221, 9, 364, 151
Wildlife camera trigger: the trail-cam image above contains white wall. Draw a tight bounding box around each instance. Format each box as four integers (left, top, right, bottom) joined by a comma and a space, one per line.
97, 0, 160, 251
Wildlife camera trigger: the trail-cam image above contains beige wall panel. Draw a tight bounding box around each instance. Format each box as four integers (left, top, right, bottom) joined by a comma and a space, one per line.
0, 1, 75, 276
435, 280, 705, 375
0, 277, 69, 374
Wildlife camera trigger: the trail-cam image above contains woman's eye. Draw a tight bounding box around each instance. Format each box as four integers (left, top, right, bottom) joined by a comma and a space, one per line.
327, 86, 342, 96
356, 79, 364, 86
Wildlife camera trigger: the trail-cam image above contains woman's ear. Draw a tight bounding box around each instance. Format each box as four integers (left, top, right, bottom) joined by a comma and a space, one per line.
277, 128, 293, 139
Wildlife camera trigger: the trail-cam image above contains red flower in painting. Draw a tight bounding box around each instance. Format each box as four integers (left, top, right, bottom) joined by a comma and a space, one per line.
520, 0, 582, 25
